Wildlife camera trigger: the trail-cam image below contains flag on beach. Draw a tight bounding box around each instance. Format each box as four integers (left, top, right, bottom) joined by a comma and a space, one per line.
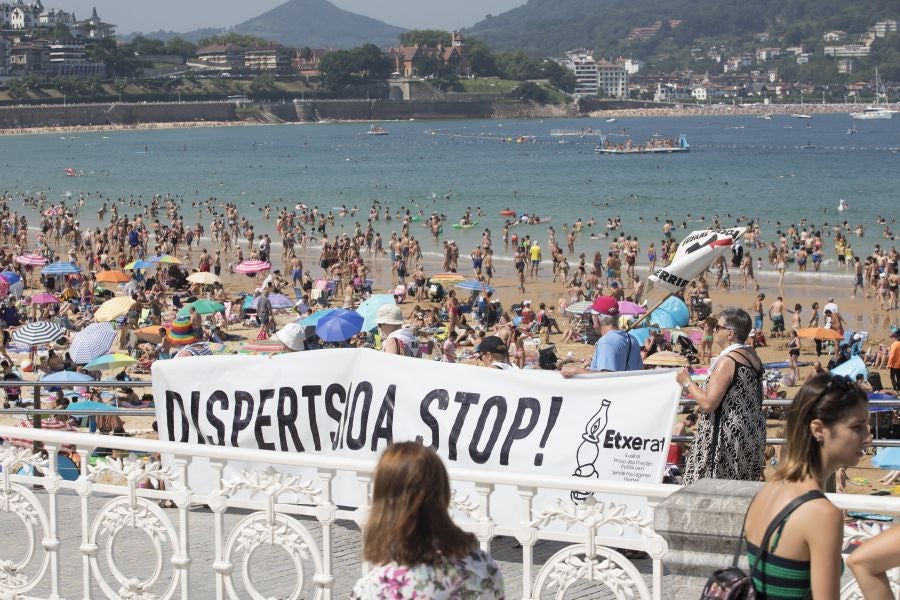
648, 227, 747, 293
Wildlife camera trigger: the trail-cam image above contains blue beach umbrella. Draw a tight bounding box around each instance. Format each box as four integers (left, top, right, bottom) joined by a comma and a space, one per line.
40, 371, 95, 383
356, 294, 396, 331
65, 400, 116, 413
0, 271, 21, 284
649, 297, 689, 329
315, 309, 364, 342
125, 260, 154, 271
627, 327, 659, 345
41, 261, 81, 276
69, 322, 117, 364
299, 308, 337, 328
831, 355, 868, 380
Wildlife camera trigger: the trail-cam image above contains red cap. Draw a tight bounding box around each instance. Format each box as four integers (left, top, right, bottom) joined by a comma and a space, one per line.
590, 295, 619, 316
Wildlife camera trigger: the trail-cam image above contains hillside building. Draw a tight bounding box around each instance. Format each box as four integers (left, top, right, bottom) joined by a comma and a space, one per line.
388, 31, 465, 78
824, 44, 871, 58
48, 38, 104, 75
560, 50, 626, 98
0, 2, 112, 38
244, 45, 292, 74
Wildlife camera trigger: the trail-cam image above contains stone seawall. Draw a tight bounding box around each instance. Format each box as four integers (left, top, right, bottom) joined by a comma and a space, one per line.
0, 99, 559, 130
0, 102, 237, 129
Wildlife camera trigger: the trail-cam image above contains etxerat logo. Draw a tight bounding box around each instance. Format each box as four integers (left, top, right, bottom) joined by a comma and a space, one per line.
570, 399, 665, 502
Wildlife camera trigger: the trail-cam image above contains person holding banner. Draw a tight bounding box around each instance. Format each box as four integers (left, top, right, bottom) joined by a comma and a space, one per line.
352, 442, 504, 600
561, 296, 643, 376
676, 308, 766, 484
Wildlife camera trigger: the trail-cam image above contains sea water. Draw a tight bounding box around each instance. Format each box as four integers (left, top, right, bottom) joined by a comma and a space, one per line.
1, 113, 897, 275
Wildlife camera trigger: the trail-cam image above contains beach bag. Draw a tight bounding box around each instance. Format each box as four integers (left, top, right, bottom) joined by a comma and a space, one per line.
699, 490, 824, 600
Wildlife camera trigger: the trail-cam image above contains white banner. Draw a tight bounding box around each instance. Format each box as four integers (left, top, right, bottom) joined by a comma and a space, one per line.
152, 350, 680, 516
649, 227, 747, 292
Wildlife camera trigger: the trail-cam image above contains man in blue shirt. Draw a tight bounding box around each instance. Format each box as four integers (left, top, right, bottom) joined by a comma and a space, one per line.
561, 295, 643, 376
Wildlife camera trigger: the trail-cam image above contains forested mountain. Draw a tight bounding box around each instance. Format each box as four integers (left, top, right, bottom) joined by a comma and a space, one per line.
465, 0, 897, 58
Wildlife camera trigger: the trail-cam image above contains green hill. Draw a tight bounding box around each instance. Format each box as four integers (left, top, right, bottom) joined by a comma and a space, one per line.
231, 0, 406, 48
465, 0, 898, 60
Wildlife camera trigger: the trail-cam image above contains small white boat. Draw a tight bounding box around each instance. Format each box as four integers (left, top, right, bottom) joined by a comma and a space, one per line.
606, 118, 617, 123
793, 114, 812, 119
367, 126, 389, 136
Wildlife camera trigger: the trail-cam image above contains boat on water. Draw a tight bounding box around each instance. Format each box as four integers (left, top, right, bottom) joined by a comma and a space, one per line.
605, 118, 617, 123
850, 68, 894, 120
64, 168, 80, 177
758, 113, 773, 120
367, 126, 389, 136
793, 114, 812, 119
595, 134, 689, 154
550, 128, 602, 137
802, 142, 815, 149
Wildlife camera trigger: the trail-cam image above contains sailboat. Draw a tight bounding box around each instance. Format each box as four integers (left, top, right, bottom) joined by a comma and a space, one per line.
850, 68, 894, 120
847, 117, 859, 134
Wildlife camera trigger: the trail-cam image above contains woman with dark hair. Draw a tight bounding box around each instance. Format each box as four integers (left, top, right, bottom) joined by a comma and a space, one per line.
676, 307, 766, 483
743, 374, 870, 598
352, 442, 504, 599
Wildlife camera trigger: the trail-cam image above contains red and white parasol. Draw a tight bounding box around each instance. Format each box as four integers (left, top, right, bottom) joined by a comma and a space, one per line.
234, 260, 272, 274
15, 253, 47, 266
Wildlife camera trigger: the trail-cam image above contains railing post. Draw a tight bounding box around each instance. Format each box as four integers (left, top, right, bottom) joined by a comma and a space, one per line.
76, 442, 95, 600
515, 486, 537, 600
43, 443, 62, 600
207, 458, 227, 600
171, 455, 192, 600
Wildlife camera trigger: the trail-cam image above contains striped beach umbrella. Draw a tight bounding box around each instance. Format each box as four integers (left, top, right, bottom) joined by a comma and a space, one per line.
41, 261, 81, 276
454, 279, 494, 293
429, 273, 464, 284
15, 254, 47, 267
167, 316, 197, 345
94, 296, 136, 322
95, 270, 131, 284
12, 321, 65, 346
565, 300, 593, 315
238, 340, 286, 354
30, 292, 61, 305
234, 260, 271, 274
243, 293, 293, 311
175, 342, 213, 358
69, 322, 117, 364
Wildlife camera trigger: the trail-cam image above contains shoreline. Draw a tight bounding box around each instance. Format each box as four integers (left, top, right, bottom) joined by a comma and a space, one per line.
1, 101, 893, 137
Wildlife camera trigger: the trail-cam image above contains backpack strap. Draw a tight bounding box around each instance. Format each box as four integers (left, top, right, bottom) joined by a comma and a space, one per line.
741, 490, 826, 587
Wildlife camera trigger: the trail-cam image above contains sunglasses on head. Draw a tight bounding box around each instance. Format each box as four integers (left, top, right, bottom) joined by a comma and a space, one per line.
812, 374, 853, 405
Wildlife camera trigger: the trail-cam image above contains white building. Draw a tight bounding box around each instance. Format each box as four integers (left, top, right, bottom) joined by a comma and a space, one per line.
561, 50, 599, 98
619, 58, 642, 75
49, 39, 105, 75
596, 60, 627, 98
824, 45, 871, 58
871, 19, 898, 37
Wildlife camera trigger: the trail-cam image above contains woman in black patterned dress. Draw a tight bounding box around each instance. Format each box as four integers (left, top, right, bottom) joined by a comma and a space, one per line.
676, 308, 766, 484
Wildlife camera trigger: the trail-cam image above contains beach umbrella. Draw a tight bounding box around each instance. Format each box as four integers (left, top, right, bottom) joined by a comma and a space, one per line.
175, 342, 213, 358
12, 321, 65, 346
238, 340, 286, 354
84, 353, 137, 371
15, 254, 47, 267
430, 273, 464, 284
627, 327, 659, 345
648, 297, 689, 329
0, 271, 22, 285
565, 300, 594, 316
315, 309, 364, 342
643, 351, 689, 367
65, 400, 116, 413
148, 255, 182, 264
30, 292, 61, 305
454, 279, 494, 293
617, 300, 646, 316
167, 316, 196, 345
41, 261, 80, 276
298, 308, 337, 328
356, 294, 397, 331
177, 299, 225, 318
187, 272, 221, 285
831, 356, 868, 380
235, 260, 271, 274
796, 327, 843, 341
94, 296, 136, 322
124, 259, 154, 270
95, 270, 131, 284
243, 293, 292, 311
69, 322, 117, 364
40, 371, 95, 383
135, 325, 166, 344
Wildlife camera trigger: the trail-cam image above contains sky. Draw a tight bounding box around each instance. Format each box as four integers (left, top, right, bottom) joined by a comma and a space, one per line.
58, 0, 526, 34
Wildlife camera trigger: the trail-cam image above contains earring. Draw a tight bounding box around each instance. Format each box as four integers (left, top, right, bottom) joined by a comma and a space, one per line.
816, 436, 824, 444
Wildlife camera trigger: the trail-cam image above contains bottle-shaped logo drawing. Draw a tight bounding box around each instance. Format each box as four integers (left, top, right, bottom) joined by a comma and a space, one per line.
571, 399, 611, 503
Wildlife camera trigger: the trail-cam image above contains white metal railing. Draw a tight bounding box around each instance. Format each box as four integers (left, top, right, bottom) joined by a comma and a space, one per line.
0, 425, 898, 600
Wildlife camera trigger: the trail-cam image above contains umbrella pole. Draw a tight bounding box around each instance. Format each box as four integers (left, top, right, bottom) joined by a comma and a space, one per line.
32, 383, 41, 453
625, 292, 673, 332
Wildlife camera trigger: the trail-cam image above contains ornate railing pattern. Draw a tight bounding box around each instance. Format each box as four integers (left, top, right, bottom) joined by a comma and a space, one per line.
0, 425, 897, 600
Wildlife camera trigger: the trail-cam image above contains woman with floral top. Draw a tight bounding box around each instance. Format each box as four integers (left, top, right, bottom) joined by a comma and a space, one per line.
351, 442, 505, 600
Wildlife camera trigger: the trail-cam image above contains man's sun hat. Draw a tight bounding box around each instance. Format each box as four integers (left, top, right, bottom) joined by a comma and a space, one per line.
275, 322, 307, 351
376, 304, 404, 326
590, 295, 619, 316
